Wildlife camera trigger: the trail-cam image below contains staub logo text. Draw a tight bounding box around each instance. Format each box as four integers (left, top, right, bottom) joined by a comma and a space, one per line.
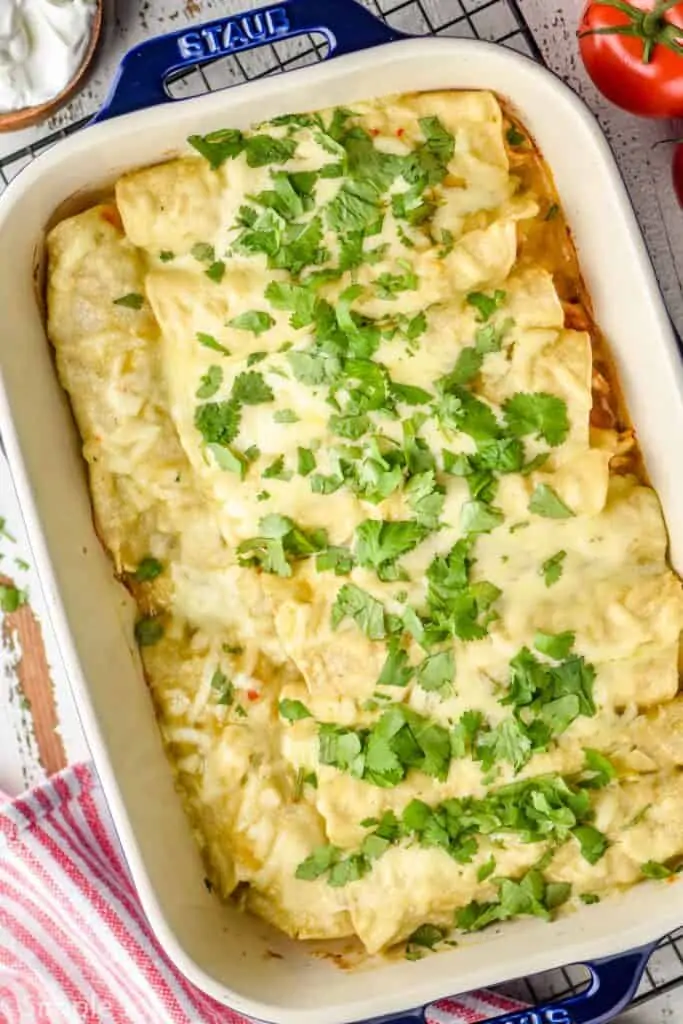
498, 1011, 573, 1024
177, 8, 291, 60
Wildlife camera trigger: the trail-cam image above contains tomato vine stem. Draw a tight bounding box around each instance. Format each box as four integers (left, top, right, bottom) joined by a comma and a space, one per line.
578, 0, 683, 62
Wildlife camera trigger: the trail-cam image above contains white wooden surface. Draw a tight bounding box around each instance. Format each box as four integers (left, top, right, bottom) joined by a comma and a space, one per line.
0, 0, 682, 1018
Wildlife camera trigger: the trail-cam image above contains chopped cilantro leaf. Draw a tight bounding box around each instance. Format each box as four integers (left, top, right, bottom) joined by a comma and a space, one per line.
0, 518, 15, 542
238, 515, 326, 577
466, 290, 506, 322
196, 331, 231, 356
447, 346, 483, 385
377, 642, 414, 688
572, 825, 608, 865
406, 924, 447, 953
476, 717, 532, 773
196, 365, 223, 399
581, 893, 600, 904
262, 455, 292, 480
194, 400, 241, 447
416, 650, 454, 694
475, 437, 525, 474
580, 748, 617, 789
113, 293, 144, 310
132, 557, 163, 583
376, 260, 418, 300
641, 861, 675, 879
159, 250, 175, 262
319, 161, 344, 178
274, 408, 299, 423
442, 450, 470, 476
232, 208, 282, 260
232, 371, 274, 405
354, 519, 427, 574
451, 710, 484, 758
529, 485, 574, 519
533, 630, 575, 660
134, 617, 164, 647
541, 550, 566, 587
310, 472, 345, 495
188, 128, 244, 169
477, 856, 496, 882
545, 203, 560, 221
205, 261, 226, 284
329, 413, 371, 440
502, 644, 596, 738
341, 123, 404, 190
327, 178, 382, 234
391, 186, 435, 226
265, 280, 318, 328
211, 669, 234, 705
273, 215, 327, 275
316, 546, 354, 575
405, 471, 445, 529
435, 386, 500, 442
521, 452, 550, 476
191, 242, 215, 263
436, 228, 455, 259
506, 125, 526, 146
207, 444, 248, 477
503, 392, 569, 447
331, 583, 386, 640
228, 310, 275, 336
475, 317, 514, 354
279, 698, 312, 722
251, 172, 309, 221
0, 583, 26, 612
405, 310, 427, 342
297, 447, 316, 476
418, 115, 455, 166
460, 500, 504, 535
391, 382, 432, 406
424, 540, 501, 643
546, 882, 573, 910
335, 284, 381, 358
287, 349, 336, 386
295, 844, 340, 880
244, 134, 297, 168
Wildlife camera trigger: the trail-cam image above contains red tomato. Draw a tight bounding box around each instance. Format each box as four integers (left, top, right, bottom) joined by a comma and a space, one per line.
674, 143, 683, 207
578, 1, 683, 118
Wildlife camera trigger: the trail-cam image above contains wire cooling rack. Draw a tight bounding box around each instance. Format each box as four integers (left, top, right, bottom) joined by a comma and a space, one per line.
497, 927, 683, 1012
0, 0, 541, 196
1, 0, 682, 1015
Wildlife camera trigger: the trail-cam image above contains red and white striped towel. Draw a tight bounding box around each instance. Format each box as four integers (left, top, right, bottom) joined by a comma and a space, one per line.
0, 764, 525, 1024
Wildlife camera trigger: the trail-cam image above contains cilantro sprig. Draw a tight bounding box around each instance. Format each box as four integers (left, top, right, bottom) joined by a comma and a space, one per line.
237, 514, 327, 577
457, 869, 571, 932
295, 770, 607, 890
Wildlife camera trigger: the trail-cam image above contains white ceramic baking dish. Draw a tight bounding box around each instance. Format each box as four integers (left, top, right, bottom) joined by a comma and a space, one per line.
1, 2, 683, 1022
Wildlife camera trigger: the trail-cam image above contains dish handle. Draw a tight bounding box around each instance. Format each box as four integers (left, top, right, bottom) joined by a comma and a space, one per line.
366, 943, 657, 1024
94, 0, 406, 123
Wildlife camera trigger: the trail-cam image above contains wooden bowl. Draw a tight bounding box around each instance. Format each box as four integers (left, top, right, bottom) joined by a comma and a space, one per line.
0, 0, 103, 133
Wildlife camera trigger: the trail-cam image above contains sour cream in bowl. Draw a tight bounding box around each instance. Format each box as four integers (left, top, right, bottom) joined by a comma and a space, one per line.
0, 0, 101, 130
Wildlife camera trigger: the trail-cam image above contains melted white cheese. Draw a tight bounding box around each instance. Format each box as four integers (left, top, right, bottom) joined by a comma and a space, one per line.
47, 91, 683, 955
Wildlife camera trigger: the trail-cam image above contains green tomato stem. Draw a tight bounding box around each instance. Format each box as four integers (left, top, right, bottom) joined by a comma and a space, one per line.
580, 0, 683, 64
